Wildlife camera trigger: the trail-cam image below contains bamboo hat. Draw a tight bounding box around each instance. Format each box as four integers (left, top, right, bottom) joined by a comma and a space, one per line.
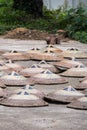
27, 48, 41, 54
30, 50, 63, 61
54, 58, 83, 70
3, 50, 29, 61
75, 79, 87, 90
45, 86, 84, 103
67, 96, 87, 110
59, 48, 87, 59
25, 48, 41, 59
0, 64, 12, 72
0, 71, 31, 86
5, 60, 24, 72
14, 85, 45, 98
61, 65, 87, 77
0, 89, 48, 107
31, 69, 68, 84
41, 45, 63, 53
38, 60, 59, 73
20, 64, 45, 77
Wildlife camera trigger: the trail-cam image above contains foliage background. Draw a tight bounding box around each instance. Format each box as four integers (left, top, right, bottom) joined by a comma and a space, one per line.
0, 0, 87, 43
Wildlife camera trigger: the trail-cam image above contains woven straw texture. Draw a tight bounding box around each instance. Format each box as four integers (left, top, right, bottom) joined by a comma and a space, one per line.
61, 68, 87, 77
67, 97, 87, 110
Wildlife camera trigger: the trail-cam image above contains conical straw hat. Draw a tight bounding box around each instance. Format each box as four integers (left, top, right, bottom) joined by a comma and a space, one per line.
41, 45, 63, 53
0, 89, 48, 107
38, 60, 59, 73
20, 64, 45, 77
31, 69, 68, 84
54, 59, 83, 70
45, 86, 84, 103
59, 49, 87, 59
0, 64, 11, 72
0, 71, 31, 86
30, 51, 63, 61
67, 96, 87, 110
3, 50, 30, 61
14, 85, 45, 98
5, 60, 24, 72
61, 65, 87, 77
25, 48, 41, 59
27, 48, 41, 53
75, 79, 87, 90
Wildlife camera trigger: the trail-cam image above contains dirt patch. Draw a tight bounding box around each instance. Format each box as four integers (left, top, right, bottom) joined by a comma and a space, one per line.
3, 28, 52, 40
3, 27, 69, 42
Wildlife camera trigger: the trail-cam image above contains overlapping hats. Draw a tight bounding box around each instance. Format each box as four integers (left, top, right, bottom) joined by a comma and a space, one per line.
0, 88, 48, 107
75, 79, 87, 90
61, 65, 87, 77
45, 86, 84, 103
67, 96, 87, 110
5, 60, 24, 72
41, 45, 63, 53
31, 51, 63, 61
0, 71, 31, 86
31, 69, 68, 84
25, 48, 41, 59
2, 50, 29, 61
38, 60, 59, 73
14, 85, 45, 98
20, 64, 45, 77
54, 59, 83, 70
59, 48, 87, 59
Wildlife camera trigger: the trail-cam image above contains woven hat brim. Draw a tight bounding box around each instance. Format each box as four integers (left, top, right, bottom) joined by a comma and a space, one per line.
3, 54, 31, 61
75, 83, 87, 90
31, 77, 68, 85
0, 79, 31, 86
39, 65, 59, 73
61, 71, 87, 78
20, 70, 45, 77
45, 93, 83, 103
54, 62, 78, 69
30, 54, 63, 61
60, 52, 87, 59
0, 99, 48, 107
67, 101, 87, 110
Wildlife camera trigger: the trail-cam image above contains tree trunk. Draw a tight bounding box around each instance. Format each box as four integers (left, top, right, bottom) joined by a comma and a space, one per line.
13, 0, 43, 17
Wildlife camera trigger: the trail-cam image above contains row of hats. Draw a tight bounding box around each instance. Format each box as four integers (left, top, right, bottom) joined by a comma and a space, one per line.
0, 85, 87, 110
2, 45, 87, 61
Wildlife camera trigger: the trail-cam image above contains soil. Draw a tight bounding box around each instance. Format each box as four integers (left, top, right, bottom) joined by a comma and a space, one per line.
3, 27, 69, 42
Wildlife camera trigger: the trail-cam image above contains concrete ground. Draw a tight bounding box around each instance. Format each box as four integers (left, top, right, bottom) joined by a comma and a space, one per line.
0, 38, 87, 130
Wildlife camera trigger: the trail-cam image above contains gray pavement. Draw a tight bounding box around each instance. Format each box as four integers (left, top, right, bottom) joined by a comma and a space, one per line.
0, 38, 87, 130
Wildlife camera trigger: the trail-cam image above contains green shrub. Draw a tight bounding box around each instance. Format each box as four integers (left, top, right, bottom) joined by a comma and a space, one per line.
0, 1, 87, 43
72, 31, 87, 43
